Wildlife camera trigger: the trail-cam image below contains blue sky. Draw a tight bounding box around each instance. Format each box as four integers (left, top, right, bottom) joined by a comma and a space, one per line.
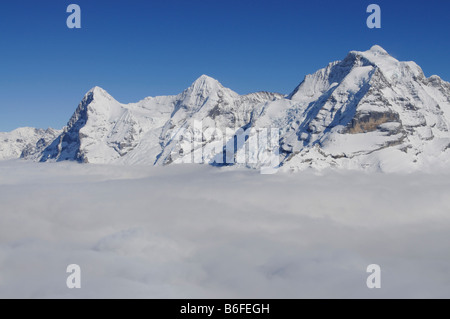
0, 0, 449, 131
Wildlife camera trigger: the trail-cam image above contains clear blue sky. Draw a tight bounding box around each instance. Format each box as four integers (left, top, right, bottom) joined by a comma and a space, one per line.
0, 0, 449, 131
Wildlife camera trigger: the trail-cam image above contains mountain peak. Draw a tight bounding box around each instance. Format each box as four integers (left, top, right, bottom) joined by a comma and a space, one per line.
171, 74, 239, 115
88, 86, 105, 93
368, 45, 388, 55
183, 74, 236, 98
189, 74, 221, 89
196, 74, 216, 81
347, 45, 395, 63
87, 86, 113, 99
80, 86, 119, 109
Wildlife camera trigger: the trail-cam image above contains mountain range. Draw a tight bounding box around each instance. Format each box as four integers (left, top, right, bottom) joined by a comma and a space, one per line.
2, 45, 450, 172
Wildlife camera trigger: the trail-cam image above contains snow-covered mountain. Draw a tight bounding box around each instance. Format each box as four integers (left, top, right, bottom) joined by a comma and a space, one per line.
38, 75, 283, 166
278, 45, 450, 172
0, 127, 61, 161
1, 45, 450, 172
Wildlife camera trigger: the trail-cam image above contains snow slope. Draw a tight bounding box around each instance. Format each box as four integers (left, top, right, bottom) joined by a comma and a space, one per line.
0, 127, 61, 161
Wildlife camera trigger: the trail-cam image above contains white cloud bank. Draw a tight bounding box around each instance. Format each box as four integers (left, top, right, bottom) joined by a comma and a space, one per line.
0, 160, 449, 298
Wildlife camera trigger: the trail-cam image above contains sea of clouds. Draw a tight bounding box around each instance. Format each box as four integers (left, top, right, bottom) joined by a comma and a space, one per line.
0, 160, 449, 298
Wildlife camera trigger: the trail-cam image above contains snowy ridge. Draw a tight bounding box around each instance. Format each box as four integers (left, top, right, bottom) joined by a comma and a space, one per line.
35, 74, 283, 166
0, 127, 61, 161
1, 45, 450, 172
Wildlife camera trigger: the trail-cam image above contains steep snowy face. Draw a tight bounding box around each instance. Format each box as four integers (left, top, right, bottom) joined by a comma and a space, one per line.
153, 76, 282, 166
173, 75, 239, 115
254, 46, 384, 155
40, 86, 177, 164
0, 127, 61, 161
154, 75, 238, 165
40, 87, 126, 163
280, 45, 450, 172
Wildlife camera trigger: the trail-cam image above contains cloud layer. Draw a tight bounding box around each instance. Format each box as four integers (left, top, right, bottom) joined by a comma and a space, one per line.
0, 161, 449, 298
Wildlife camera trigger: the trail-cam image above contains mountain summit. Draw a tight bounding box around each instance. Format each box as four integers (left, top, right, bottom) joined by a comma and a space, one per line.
278, 45, 450, 171
1, 46, 450, 172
